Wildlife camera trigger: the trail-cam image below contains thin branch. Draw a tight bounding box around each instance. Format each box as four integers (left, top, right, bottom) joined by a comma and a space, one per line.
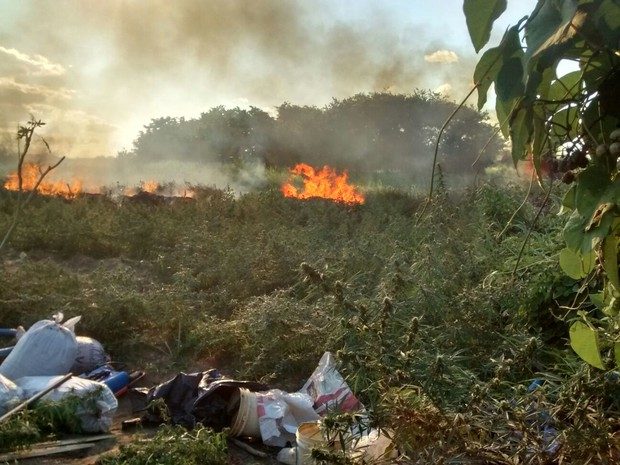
471, 125, 502, 168
416, 84, 478, 224
512, 181, 555, 277
0, 120, 64, 254
496, 170, 535, 241
428, 85, 479, 200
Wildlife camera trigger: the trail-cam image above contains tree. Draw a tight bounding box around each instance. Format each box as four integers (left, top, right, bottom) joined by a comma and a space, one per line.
463, 0, 620, 368
0, 118, 65, 253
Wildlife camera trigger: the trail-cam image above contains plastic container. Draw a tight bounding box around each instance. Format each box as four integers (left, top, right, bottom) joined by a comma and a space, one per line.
229, 388, 260, 438
0, 329, 17, 338
296, 421, 326, 465
102, 371, 130, 395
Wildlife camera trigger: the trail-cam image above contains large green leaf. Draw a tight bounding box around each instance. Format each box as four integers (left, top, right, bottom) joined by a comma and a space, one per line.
474, 47, 503, 109
569, 320, 604, 369
510, 104, 533, 165
559, 247, 595, 279
495, 96, 517, 139
473, 26, 522, 110
563, 208, 613, 254
548, 70, 583, 102
463, 0, 508, 53
530, 2, 584, 60
496, 56, 525, 102
595, 0, 620, 34
589, 292, 605, 310
602, 235, 620, 290
550, 104, 580, 140
615, 341, 620, 368
526, 63, 556, 104
525, 0, 577, 57
531, 106, 549, 178
561, 184, 577, 211
575, 163, 611, 217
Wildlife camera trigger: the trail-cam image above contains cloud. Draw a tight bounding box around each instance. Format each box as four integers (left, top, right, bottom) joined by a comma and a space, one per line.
424, 50, 459, 64
0, 46, 66, 76
0, 77, 74, 101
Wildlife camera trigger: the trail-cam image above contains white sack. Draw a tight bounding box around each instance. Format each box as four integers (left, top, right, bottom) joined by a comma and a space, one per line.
0, 373, 23, 415
72, 336, 108, 375
15, 375, 118, 432
257, 389, 320, 447
0, 320, 77, 379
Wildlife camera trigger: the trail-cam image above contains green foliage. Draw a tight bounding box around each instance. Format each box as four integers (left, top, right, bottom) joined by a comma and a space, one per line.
463, 0, 507, 53
1, 179, 618, 462
129, 92, 502, 182
464, 0, 620, 369
0, 396, 85, 452
97, 426, 227, 465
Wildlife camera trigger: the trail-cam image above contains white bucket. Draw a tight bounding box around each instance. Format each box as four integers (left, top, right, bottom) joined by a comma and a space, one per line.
229, 388, 260, 438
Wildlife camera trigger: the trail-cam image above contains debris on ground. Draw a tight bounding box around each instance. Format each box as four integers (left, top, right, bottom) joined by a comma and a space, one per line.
0, 315, 138, 459
15, 375, 118, 433
129, 351, 397, 463
1, 316, 397, 464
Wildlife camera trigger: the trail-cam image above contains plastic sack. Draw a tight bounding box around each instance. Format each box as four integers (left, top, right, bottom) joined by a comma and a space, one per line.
352, 429, 398, 462
301, 352, 363, 415
276, 447, 297, 465
256, 389, 320, 447
15, 375, 118, 432
0, 320, 77, 380
0, 373, 23, 415
62, 316, 82, 332
72, 336, 108, 375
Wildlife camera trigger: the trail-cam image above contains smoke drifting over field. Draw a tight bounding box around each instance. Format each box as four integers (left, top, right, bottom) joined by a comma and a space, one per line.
0, 0, 475, 161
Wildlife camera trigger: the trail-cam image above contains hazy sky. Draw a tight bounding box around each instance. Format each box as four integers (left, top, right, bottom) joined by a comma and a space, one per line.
0, 0, 536, 157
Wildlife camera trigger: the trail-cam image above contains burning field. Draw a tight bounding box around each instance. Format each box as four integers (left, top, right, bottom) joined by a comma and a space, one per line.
2, 163, 195, 200
2, 162, 366, 206
281, 163, 365, 205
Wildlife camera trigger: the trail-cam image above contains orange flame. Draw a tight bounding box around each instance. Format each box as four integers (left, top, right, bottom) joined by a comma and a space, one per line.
141, 180, 159, 193
3, 163, 82, 199
281, 163, 364, 205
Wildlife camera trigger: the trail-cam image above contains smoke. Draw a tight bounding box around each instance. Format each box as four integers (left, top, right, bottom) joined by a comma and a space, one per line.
36, 157, 267, 196
0, 1, 501, 192
0, 1, 478, 158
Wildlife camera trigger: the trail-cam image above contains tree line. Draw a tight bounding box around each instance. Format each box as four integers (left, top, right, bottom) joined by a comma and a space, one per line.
126, 92, 504, 179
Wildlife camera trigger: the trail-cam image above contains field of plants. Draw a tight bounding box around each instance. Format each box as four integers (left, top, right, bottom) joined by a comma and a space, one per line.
1, 174, 618, 463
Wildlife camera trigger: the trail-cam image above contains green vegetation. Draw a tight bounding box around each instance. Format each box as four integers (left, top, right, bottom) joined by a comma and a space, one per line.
98, 426, 227, 465
0, 396, 85, 452
1, 175, 618, 462
464, 0, 620, 369
127, 92, 502, 181
1, 3, 619, 460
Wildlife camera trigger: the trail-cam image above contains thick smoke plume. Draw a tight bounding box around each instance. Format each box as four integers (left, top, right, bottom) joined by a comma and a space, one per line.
1, 0, 476, 163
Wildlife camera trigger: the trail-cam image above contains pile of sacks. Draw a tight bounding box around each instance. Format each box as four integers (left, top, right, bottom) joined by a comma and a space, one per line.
0, 315, 117, 433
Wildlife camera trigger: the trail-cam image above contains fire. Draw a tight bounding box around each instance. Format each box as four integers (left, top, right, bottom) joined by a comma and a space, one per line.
3, 163, 82, 199
141, 180, 159, 193
281, 163, 365, 205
